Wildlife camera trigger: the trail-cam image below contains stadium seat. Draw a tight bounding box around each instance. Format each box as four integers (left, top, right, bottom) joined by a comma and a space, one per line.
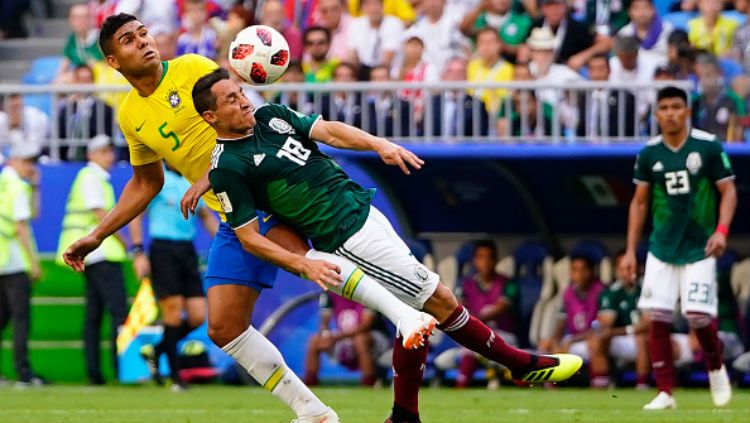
663, 12, 698, 31
513, 240, 553, 348
569, 239, 613, 284
437, 240, 478, 291
724, 10, 748, 26
654, 0, 679, 17
20, 56, 63, 117
404, 237, 436, 271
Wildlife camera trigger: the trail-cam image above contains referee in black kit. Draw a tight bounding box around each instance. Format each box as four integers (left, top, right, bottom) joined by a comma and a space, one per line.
132, 162, 217, 391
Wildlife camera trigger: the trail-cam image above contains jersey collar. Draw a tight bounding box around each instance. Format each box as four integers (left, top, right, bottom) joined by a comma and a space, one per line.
216, 128, 255, 143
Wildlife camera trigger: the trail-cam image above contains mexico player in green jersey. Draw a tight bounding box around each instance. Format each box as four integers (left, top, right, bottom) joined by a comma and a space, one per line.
193, 68, 582, 423
622, 86, 737, 410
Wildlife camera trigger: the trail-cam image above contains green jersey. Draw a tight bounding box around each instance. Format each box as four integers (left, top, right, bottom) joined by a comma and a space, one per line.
633, 129, 734, 264
209, 104, 375, 252
598, 281, 640, 327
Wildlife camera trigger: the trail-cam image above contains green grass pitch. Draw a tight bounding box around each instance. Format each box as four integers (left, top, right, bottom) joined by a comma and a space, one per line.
0, 385, 747, 422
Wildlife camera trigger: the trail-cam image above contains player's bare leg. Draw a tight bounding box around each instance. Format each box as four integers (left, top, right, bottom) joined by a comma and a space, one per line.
635, 333, 650, 389
588, 333, 612, 388
208, 285, 339, 423
353, 332, 378, 386
267, 225, 437, 349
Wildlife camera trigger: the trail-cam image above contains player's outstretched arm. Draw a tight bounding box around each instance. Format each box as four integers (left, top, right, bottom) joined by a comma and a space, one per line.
63, 161, 165, 272
234, 223, 342, 290
622, 183, 650, 280
705, 179, 737, 257
311, 120, 424, 175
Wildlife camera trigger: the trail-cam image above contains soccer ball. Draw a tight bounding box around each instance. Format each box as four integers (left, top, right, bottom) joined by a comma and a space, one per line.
228, 25, 290, 85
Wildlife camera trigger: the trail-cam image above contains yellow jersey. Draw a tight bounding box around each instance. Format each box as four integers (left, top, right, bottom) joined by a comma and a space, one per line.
467, 58, 514, 115
687, 15, 739, 57
118, 54, 223, 214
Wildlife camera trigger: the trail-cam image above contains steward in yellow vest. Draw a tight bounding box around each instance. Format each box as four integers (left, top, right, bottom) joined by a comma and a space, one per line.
56, 135, 128, 385
0, 142, 45, 386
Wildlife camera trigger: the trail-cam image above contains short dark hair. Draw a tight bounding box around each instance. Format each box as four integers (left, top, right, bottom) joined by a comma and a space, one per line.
303, 25, 331, 44
192, 68, 231, 116
667, 29, 689, 47
99, 13, 138, 56
656, 86, 688, 105
570, 254, 594, 270
473, 240, 497, 258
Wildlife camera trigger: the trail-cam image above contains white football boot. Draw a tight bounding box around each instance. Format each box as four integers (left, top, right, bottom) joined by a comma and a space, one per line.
643, 391, 677, 410
292, 407, 340, 423
708, 365, 732, 407
397, 311, 438, 350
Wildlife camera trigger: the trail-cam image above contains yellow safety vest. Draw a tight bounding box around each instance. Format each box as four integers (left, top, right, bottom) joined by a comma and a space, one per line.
56, 165, 126, 265
0, 168, 36, 271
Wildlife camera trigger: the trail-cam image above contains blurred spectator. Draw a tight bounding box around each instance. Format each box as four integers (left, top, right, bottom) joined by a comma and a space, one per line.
153, 26, 178, 61
303, 26, 339, 83
394, 35, 437, 127
526, 27, 582, 123
617, 0, 674, 59
0, 0, 30, 39
211, 5, 253, 65
347, 0, 417, 24
539, 255, 605, 357
270, 61, 310, 112
588, 252, 649, 389
579, 0, 630, 37
437, 240, 520, 388
56, 136, 128, 385
320, 62, 363, 127
687, 0, 739, 57
405, 0, 471, 73
57, 4, 105, 83
730, 0, 750, 73
426, 57, 489, 137
57, 65, 115, 161
507, 89, 554, 137
365, 65, 410, 137
666, 30, 697, 81
576, 54, 636, 138
116, 0, 179, 36
459, 0, 533, 62
610, 35, 666, 119
303, 292, 390, 387
692, 53, 746, 141
261, 0, 303, 61
89, 0, 118, 29
496, 63, 541, 137
346, 0, 405, 78
313, 0, 353, 61
0, 95, 49, 159
0, 143, 44, 387
467, 28, 515, 116
177, 0, 218, 60
523, 0, 612, 71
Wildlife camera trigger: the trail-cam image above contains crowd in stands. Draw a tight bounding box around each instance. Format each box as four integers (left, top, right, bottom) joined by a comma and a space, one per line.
2, 0, 750, 155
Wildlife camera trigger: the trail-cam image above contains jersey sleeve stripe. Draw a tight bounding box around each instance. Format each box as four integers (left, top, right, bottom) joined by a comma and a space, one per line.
715, 175, 736, 184
308, 115, 322, 139
633, 178, 649, 185
232, 215, 258, 230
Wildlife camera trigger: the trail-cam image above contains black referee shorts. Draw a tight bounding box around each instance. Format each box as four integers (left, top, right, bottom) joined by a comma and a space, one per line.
148, 239, 205, 300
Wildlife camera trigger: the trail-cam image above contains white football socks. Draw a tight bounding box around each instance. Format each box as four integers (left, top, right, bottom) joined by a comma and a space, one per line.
221, 326, 328, 419
306, 249, 416, 326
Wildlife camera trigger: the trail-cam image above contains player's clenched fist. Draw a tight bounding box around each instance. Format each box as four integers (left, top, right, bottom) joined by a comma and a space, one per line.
63, 234, 103, 272
300, 259, 341, 291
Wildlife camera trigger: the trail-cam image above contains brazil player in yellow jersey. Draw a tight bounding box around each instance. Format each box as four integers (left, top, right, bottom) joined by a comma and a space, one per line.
623, 87, 737, 410
61, 13, 440, 423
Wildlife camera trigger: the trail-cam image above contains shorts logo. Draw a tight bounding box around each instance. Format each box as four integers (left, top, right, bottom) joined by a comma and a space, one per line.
216, 192, 233, 213
686, 152, 702, 175
269, 118, 295, 134
414, 265, 429, 282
